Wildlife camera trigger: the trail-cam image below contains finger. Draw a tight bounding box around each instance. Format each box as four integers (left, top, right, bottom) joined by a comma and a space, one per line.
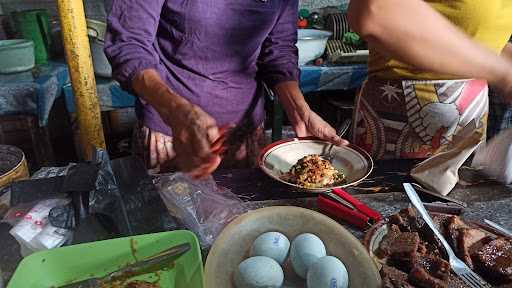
210, 133, 227, 151
189, 155, 222, 179
164, 137, 175, 160
149, 132, 158, 168
155, 133, 169, 165
211, 145, 228, 155
318, 124, 349, 146
206, 125, 220, 144
192, 128, 215, 159
293, 122, 310, 137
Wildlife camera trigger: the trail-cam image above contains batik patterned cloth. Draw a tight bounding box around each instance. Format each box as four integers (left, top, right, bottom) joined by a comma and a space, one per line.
352, 78, 488, 160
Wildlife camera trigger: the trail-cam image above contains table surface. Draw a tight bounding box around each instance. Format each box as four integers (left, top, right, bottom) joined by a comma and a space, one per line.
0, 62, 69, 126
1, 159, 511, 284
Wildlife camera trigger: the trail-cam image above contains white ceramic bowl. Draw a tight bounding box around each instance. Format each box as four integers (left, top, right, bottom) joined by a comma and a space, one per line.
258, 137, 373, 192
204, 206, 382, 288
296, 29, 332, 65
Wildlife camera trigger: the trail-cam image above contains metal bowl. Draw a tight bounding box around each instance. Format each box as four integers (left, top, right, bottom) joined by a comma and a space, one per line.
0, 144, 29, 188
204, 206, 382, 288
258, 137, 373, 192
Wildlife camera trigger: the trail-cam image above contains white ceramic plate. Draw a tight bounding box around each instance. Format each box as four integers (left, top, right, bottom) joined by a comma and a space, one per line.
204, 206, 382, 288
259, 138, 374, 192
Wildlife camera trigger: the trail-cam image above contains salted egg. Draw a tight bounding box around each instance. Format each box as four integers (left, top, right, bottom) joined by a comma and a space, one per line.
307, 256, 349, 288
290, 233, 327, 278
234, 256, 284, 288
250, 231, 290, 265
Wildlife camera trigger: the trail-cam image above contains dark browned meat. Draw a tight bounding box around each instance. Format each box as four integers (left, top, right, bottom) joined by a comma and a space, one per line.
455, 228, 490, 268
416, 255, 451, 280
378, 224, 402, 258
446, 216, 469, 250
378, 225, 420, 271
409, 266, 447, 288
381, 264, 415, 288
417, 242, 428, 255
374, 208, 511, 288
446, 275, 468, 288
389, 207, 422, 232
417, 214, 451, 252
473, 238, 512, 284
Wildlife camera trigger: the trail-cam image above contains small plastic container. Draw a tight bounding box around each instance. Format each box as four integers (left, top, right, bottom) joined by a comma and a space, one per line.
0, 39, 35, 74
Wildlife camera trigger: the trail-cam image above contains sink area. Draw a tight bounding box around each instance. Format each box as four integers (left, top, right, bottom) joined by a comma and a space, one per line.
296, 29, 332, 65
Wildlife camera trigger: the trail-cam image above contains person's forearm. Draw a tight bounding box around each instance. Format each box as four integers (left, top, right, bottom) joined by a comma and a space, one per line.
132, 69, 191, 127
273, 81, 309, 120
348, 0, 512, 86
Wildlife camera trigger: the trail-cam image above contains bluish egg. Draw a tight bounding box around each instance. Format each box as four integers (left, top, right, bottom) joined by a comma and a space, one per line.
290, 233, 327, 278
307, 256, 349, 288
250, 231, 290, 265
234, 256, 284, 288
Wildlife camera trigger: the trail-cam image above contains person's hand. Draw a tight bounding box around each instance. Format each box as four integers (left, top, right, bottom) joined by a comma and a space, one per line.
291, 106, 349, 146
274, 81, 349, 146
132, 69, 224, 178
164, 102, 222, 178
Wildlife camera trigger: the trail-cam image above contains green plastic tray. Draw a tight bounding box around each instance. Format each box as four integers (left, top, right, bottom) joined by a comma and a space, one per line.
8, 230, 203, 288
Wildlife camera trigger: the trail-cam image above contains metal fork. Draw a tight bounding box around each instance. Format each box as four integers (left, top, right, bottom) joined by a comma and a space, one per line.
403, 183, 493, 288
324, 118, 351, 161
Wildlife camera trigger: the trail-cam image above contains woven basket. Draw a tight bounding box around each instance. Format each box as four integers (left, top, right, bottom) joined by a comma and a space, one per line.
0, 144, 29, 188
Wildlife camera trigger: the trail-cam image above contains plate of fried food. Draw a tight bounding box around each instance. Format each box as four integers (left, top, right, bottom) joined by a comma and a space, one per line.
363, 207, 512, 287
258, 137, 373, 192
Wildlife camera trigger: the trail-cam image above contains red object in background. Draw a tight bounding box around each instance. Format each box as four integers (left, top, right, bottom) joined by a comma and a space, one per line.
297, 18, 308, 29
314, 58, 324, 66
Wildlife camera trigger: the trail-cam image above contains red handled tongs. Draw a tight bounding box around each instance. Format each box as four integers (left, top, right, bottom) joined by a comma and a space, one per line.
317, 188, 382, 230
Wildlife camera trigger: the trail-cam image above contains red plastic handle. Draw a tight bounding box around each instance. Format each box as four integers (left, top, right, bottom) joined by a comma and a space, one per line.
331, 188, 382, 222
317, 195, 371, 230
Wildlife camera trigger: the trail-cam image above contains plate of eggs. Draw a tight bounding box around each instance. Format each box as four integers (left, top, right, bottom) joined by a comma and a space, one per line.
204, 206, 381, 288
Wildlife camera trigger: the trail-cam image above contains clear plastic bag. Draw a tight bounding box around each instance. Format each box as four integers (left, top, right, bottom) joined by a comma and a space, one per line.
6, 198, 71, 256
155, 173, 248, 249
472, 128, 512, 184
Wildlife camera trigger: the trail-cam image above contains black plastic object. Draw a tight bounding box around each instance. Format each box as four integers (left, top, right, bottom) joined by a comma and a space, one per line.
60, 163, 100, 223
10, 177, 65, 207
110, 156, 177, 235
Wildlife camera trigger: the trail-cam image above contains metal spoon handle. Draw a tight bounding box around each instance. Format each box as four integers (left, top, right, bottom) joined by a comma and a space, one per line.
327, 118, 351, 155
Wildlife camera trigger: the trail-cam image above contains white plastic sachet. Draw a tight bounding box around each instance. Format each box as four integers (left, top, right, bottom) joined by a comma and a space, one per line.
472, 128, 512, 184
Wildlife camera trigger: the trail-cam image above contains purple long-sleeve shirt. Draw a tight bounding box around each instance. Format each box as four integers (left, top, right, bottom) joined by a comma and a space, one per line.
105, 0, 300, 136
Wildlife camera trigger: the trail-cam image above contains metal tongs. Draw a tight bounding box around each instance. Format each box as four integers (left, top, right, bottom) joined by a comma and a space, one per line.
317, 187, 382, 230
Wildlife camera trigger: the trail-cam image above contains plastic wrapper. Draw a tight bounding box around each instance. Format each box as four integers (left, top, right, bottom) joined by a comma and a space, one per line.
3, 149, 174, 241
155, 173, 248, 248
8, 198, 71, 256
2, 201, 37, 226
472, 128, 512, 184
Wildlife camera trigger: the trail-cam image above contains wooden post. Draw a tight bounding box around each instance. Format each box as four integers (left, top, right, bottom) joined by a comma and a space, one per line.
56, 0, 106, 160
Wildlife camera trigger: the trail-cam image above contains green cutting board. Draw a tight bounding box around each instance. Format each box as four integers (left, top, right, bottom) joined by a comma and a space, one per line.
8, 230, 203, 288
